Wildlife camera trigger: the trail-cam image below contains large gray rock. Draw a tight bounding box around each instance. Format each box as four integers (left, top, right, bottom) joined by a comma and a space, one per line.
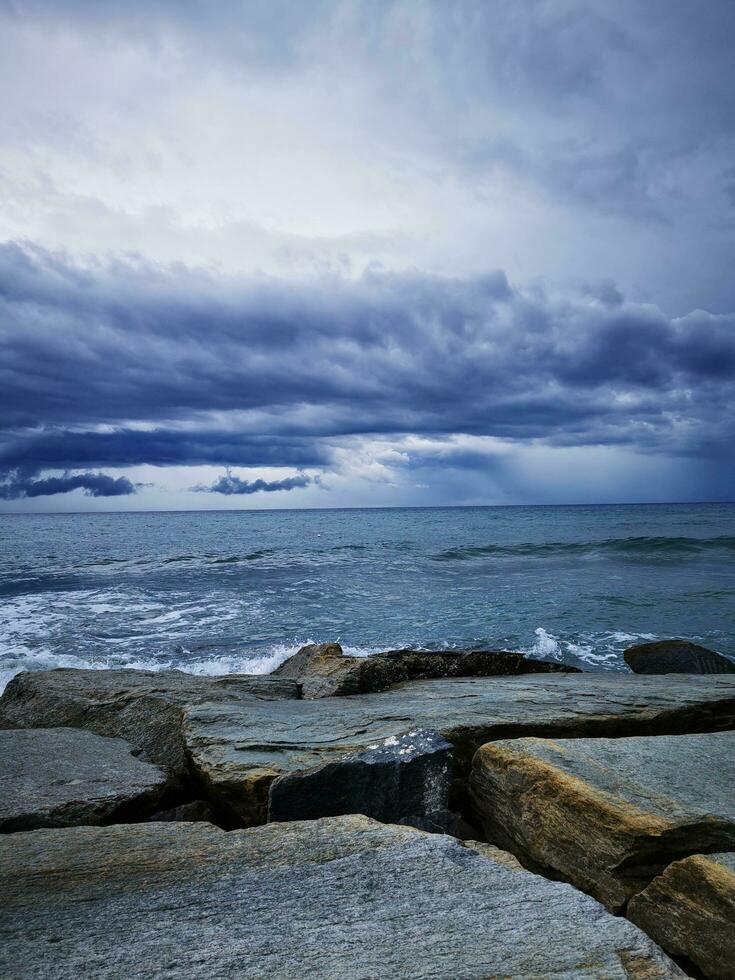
273, 641, 575, 698
268, 728, 454, 830
470, 731, 735, 911
183, 672, 735, 825
0, 728, 171, 832
0, 668, 299, 777
0, 816, 684, 979
624, 639, 735, 675
628, 852, 735, 980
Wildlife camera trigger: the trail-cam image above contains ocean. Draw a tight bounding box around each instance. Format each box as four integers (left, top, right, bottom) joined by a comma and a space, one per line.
1, 503, 734, 690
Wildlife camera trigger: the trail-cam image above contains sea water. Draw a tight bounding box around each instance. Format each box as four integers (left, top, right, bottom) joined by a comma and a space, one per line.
1, 503, 734, 690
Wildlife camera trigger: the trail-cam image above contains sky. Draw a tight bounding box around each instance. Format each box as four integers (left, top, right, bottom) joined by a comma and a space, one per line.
1, 0, 734, 511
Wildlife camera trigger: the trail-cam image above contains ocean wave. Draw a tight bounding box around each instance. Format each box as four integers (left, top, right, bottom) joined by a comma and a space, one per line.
431, 535, 735, 562
522, 627, 656, 671
0, 637, 385, 693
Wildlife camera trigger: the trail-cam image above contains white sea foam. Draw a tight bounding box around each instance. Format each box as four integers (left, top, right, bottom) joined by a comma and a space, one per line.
522, 626, 663, 671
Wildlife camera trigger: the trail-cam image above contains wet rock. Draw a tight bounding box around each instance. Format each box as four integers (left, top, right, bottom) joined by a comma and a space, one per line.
0, 816, 685, 979
268, 728, 453, 829
183, 673, 735, 826
624, 639, 735, 674
628, 852, 735, 980
148, 800, 215, 823
0, 668, 299, 777
470, 731, 735, 911
0, 728, 170, 832
273, 641, 576, 697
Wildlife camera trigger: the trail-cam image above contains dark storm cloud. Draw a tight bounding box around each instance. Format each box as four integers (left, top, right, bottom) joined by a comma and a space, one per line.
0, 469, 136, 499
198, 471, 312, 496
0, 428, 328, 470
1, 241, 734, 477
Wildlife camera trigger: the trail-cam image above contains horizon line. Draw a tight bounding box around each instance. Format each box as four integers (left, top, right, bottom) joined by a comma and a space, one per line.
1, 500, 734, 517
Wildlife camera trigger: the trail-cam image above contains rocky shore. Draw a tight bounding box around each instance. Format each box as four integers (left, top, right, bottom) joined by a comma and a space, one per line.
1, 639, 734, 978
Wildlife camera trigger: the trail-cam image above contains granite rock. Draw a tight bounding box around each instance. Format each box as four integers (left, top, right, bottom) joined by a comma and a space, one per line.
183, 672, 735, 825
624, 639, 735, 675
0, 728, 171, 832
470, 731, 735, 911
628, 851, 735, 980
0, 667, 299, 777
0, 816, 684, 979
273, 641, 576, 697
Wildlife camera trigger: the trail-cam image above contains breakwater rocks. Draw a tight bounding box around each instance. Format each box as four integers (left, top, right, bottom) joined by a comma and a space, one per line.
1, 642, 734, 978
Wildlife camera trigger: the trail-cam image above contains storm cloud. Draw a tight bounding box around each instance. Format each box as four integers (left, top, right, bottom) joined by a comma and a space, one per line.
199, 472, 312, 496
1, 243, 733, 466
0, 469, 136, 500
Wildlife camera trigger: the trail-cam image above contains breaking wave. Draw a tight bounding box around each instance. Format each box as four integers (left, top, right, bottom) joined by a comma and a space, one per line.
432, 535, 735, 562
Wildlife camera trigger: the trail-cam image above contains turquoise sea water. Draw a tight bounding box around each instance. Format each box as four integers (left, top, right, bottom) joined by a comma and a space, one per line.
1, 503, 734, 689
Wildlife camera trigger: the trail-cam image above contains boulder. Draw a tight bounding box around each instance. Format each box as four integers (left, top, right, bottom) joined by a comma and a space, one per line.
183, 672, 735, 826
624, 639, 735, 674
628, 852, 735, 980
0, 668, 299, 777
268, 728, 454, 830
273, 641, 576, 697
470, 731, 735, 911
0, 816, 685, 979
0, 728, 171, 832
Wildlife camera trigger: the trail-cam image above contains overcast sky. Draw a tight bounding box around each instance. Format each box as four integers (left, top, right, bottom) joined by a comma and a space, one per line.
1, 0, 734, 510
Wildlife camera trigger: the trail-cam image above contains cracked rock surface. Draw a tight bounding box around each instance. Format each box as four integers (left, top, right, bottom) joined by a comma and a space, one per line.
182, 673, 735, 825
0, 815, 684, 979
470, 731, 735, 911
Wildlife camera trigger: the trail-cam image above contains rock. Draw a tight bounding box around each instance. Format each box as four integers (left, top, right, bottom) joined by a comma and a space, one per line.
628, 852, 735, 980
470, 731, 735, 911
183, 672, 735, 826
268, 728, 454, 830
624, 639, 735, 674
0, 668, 299, 777
0, 728, 171, 832
148, 800, 215, 823
273, 641, 576, 697
0, 816, 685, 979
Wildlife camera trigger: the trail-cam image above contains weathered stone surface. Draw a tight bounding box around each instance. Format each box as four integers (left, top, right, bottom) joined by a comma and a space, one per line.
470, 731, 735, 911
628, 852, 735, 980
273, 641, 575, 697
183, 673, 735, 825
0, 728, 170, 832
0, 668, 299, 776
0, 816, 684, 979
625, 639, 735, 675
269, 728, 454, 830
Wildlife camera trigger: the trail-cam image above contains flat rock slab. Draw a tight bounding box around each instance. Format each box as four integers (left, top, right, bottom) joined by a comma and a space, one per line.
0, 816, 684, 979
184, 673, 735, 825
0, 728, 170, 832
0, 668, 299, 776
470, 731, 735, 911
273, 641, 575, 697
624, 640, 735, 675
628, 852, 735, 980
